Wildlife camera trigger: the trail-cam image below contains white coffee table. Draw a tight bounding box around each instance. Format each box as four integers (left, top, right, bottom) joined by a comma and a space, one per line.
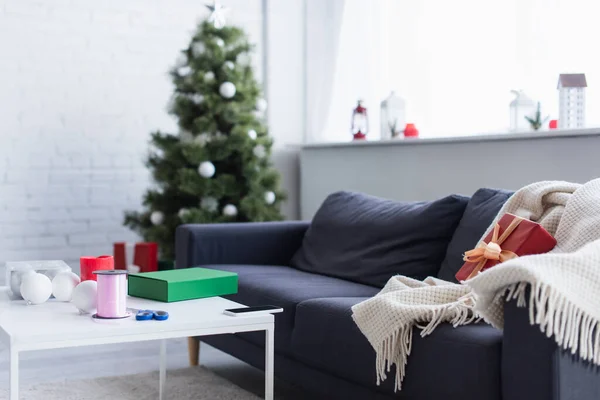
0, 290, 274, 400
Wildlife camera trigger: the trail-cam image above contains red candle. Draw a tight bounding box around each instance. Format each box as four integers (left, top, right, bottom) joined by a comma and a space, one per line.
404, 123, 419, 138
80, 255, 114, 281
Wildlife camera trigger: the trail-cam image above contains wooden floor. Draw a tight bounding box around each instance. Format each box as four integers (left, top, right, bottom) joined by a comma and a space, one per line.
0, 338, 310, 399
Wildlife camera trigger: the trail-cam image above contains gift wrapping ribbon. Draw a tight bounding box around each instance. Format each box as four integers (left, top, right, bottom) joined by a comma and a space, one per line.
462, 218, 523, 280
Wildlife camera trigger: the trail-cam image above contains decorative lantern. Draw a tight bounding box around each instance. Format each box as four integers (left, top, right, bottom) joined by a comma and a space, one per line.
351, 100, 369, 140
509, 90, 536, 132
380, 91, 406, 139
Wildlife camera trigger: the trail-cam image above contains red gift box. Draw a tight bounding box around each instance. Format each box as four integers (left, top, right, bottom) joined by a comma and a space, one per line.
455, 213, 556, 281
113, 242, 158, 273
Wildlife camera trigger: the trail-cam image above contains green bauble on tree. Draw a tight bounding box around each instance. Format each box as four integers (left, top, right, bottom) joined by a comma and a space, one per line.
124, 10, 286, 261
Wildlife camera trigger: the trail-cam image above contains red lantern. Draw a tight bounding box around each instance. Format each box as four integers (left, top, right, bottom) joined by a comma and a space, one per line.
351, 100, 369, 140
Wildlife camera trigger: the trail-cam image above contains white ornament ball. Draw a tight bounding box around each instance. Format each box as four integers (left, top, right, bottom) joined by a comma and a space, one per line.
190, 94, 205, 104
256, 98, 268, 112
224, 61, 235, 70
178, 66, 192, 76
248, 129, 258, 140
253, 144, 267, 159
204, 71, 215, 82
201, 196, 219, 212
180, 130, 194, 143
223, 204, 238, 217
178, 208, 191, 219
265, 191, 276, 205
198, 161, 216, 178
191, 42, 205, 57
219, 82, 236, 99
150, 211, 165, 225
10, 269, 34, 298
194, 133, 211, 147
20, 273, 52, 305
52, 271, 81, 302
72, 280, 98, 314
215, 38, 225, 48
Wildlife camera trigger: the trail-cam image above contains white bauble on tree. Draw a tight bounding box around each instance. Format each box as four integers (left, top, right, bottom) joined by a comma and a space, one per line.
20, 273, 52, 305
180, 130, 194, 143
194, 133, 211, 147
223, 204, 238, 217
72, 281, 98, 314
204, 71, 215, 82
215, 38, 225, 48
247, 129, 257, 140
178, 208, 191, 219
198, 161, 216, 178
224, 61, 235, 70
150, 211, 164, 225
253, 144, 267, 158
190, 94, 205, 104
52, 271, 81, 302
219, 82, 236, 99
201, 196, 219, 212
265, 191, 276, 205
191, 42, 205, 57
256, 98, 268, 112
178, 66, 192, 76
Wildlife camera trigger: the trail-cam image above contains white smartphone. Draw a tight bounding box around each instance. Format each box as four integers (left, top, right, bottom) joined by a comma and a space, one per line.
223, 305, 283, 317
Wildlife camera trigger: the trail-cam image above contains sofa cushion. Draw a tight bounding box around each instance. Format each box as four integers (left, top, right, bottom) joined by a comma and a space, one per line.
291, 297, 503, 400
200, 264, 379, 355
437, 188, 513, 282
290, 191, 469, 287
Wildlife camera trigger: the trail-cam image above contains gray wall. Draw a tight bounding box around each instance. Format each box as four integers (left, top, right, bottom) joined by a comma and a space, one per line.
300, 130, 600, 219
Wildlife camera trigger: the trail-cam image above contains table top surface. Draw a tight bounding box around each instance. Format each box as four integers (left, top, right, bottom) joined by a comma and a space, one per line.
0, 288, 272, 347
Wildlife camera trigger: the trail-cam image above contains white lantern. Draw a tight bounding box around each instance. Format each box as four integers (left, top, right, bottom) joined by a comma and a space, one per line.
380, 91, 406, 139
509, 90, 536, 132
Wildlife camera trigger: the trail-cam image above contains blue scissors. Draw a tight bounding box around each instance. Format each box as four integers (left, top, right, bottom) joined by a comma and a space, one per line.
128, 308, 169, 321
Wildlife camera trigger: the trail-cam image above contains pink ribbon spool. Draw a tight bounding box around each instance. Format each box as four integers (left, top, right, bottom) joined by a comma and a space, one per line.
93, 270, 128, 319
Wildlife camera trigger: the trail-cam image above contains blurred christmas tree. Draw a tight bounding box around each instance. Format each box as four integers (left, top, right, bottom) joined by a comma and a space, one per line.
124, 7, 286, 261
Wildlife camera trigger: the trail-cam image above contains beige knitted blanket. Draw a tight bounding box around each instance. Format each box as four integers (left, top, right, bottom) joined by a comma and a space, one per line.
352, 179, 600, 391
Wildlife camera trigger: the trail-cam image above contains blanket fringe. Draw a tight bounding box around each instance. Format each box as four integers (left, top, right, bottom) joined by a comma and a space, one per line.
508, 281, 600, 364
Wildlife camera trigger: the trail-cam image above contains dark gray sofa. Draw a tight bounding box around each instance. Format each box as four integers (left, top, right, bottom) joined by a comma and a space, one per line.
175, 188, 600, 400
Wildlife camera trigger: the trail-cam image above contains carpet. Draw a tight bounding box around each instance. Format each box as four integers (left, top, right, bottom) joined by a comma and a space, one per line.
0, 367, 260, 400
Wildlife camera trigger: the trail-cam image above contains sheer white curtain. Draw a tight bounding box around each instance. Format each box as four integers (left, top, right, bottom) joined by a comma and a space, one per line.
309, 0, 600, 142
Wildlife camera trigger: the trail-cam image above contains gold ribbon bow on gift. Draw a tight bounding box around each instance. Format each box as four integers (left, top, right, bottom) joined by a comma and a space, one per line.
462, 217, 523, 280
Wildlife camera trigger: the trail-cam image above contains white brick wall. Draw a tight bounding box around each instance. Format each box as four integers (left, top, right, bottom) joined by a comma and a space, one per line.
0, 0, 263, 273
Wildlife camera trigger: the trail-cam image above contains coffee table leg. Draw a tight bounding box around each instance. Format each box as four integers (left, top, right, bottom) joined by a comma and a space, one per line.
9, 346, 18, 400
159, 339, 167, 400
265, 326, 274, 400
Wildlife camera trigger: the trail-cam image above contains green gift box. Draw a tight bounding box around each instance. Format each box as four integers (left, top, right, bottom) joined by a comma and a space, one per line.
128, 268, 238, 302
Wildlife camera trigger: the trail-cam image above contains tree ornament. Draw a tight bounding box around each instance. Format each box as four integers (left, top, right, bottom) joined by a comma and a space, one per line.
205, 0, 229, 29
190, 94, 205, 104
215, 38, 225, 48
247, 129, 258, 140
253, 144, 266, 158
224, 61, 235, 70
150, 211, 164, 225
191, 42, 205, 57
219, 82, 236, 98
198, 161, 216, 178
52, 271, 81, 302
178, 208, 191, 219
178, 66, 192, 77
204, 71, 215, 82
72, 280, 98, 314
201, 196, 219, 212
256, 98, 268, 112
265, 191, 276, 205
194, 133, 211, 147
223, 204, 238, 217
180, 130, 194, 143
20, 273, 53, 305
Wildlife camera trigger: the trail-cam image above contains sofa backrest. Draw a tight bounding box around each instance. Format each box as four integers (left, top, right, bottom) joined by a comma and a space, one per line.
437, 188, 514, 282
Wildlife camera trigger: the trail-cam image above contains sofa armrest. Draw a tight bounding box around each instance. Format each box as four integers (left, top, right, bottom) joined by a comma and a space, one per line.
502, 296, 600, 400
175, 221, 309, 269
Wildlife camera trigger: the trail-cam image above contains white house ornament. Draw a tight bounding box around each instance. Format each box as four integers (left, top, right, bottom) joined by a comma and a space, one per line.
219, 82, 236, 98
150, 211, 165, 225
223, 204, 238, 217
191, 42, 205, 57
204, 71, 215, 82
201, 196, 219, 212
265, 191, 276, 205
253, 144, 266, 158
52, 271, 81, 302
20, 273, 52, 305
247, 129, 258, 140
256, 98, 268, 112
72, 280, 98, 314
205, 0, 229, 29
198, 161, 216, 178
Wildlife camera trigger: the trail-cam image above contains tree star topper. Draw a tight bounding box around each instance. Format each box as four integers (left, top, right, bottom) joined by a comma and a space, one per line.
205, 0, 228, 29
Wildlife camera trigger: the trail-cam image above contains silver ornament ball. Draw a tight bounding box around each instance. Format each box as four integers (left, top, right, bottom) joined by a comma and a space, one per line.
198, 161, 216, 178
